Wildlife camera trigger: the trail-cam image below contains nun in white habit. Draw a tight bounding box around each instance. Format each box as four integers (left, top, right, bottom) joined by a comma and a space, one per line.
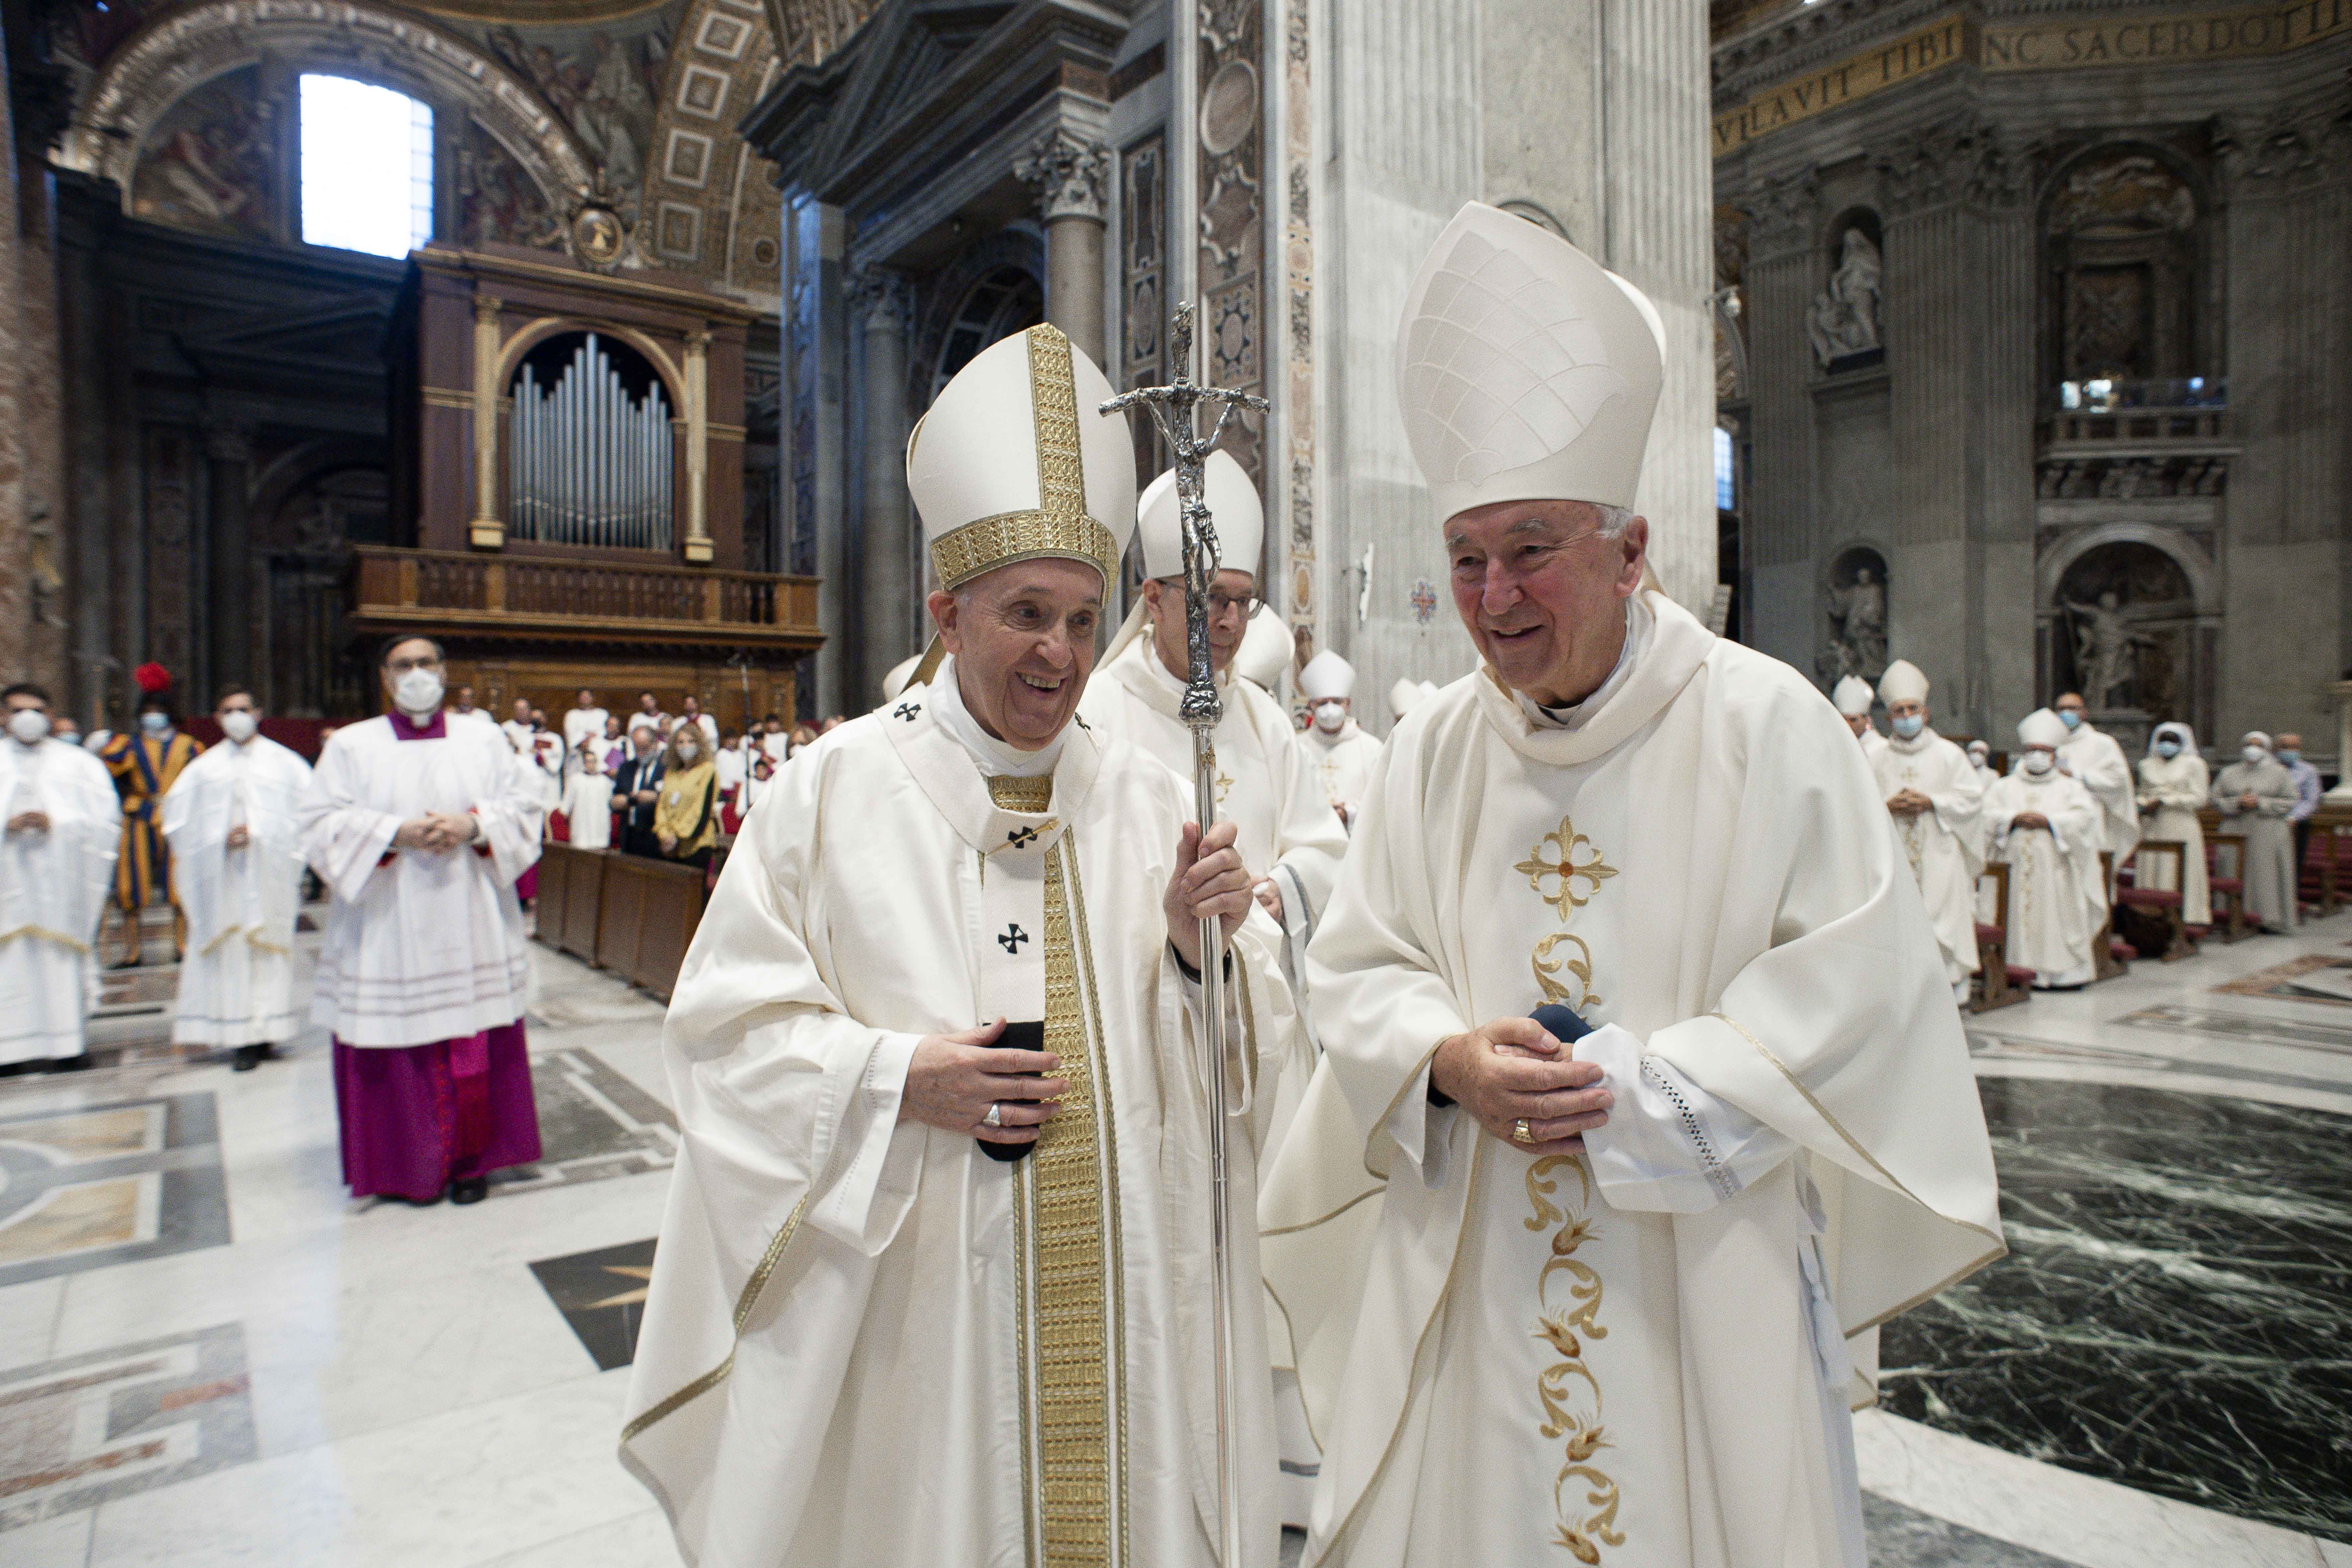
2133, 722, 2210, 927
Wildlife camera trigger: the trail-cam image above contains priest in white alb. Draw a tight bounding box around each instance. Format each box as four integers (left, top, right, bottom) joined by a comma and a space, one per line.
1258, 204, 2002, 1568
620, 322, 1293, 1568
1870, 660, 1985, 1003
2052, 691, 2139, 869
1, 682, 120, 1069
1983, 709, 2107, 988
163, 685, 314, 1071
1299, 651, 1383, 831
1833, 673, 1885, 761
301, 636, 546, 1205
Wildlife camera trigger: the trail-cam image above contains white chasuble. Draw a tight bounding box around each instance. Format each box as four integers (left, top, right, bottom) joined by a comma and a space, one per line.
1261, 590, 2001, 1568
162, 735, 314, 1046
1983, 771, 2106, 986
1304, 722, 1383, 831
298, 715, 543, 1047
620, 700, 1294, 1568
1870, 730, 1987, 987
0, 738, 121, 1063
2056, 723, 2139, 861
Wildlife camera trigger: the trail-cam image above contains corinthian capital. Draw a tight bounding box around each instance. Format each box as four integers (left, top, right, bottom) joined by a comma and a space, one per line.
1015, 129, 1111, 223
848, 266, 915, 333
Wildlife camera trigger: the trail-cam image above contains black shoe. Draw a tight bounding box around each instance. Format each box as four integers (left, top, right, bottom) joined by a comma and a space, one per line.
43, 1054, 92, 1074
231, 1043, 275, 1072
449, 1177, 490, 1205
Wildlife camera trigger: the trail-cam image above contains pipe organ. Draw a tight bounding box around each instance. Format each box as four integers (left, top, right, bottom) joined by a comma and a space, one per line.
508, 333, 676, 551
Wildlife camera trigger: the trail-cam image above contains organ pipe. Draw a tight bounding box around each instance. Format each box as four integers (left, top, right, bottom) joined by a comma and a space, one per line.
507, 331, 675, 551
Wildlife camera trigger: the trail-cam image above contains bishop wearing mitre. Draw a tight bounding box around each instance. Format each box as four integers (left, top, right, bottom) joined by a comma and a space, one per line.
1870, 659, 1985, 1004
162, 686, 315, 1071
2, 683, 120, 1068
1079, 449, 1347, 1014
620, 322, 1293, 1568
1984, 709, 2108, 987
1832, 673, 1886, 761
1298, 652, 1384, 830
1258, 204, 2001, 1568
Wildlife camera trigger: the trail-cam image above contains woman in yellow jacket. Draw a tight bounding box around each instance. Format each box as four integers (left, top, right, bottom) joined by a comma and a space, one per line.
653, 729, 721, 871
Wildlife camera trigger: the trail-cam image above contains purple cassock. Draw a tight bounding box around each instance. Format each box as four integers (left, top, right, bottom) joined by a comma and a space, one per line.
330, 709, 543, 1203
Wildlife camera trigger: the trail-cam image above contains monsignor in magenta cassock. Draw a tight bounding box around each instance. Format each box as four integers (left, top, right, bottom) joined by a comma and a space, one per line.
1258, 204, 2002, 1568
621, 323, 1294, 1568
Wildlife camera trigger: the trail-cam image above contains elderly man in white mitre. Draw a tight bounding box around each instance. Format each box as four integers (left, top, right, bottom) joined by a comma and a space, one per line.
1833, 673, 1885, 760
621, 322, 1294, 1568
1298, 651, 1383, 831
1984, 708, 2108, 987
1871, 659, 1985, 1004
1258, 203, 2001, 1568
1080, 450, 1347, 980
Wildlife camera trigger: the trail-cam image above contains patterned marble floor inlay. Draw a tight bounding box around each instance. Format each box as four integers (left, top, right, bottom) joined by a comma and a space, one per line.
0, 1323, 256, 1531
0, 1092, 229, 1287
494, 1047, 678, 1196
528, 1237, 656, 1371
2213, 953, 2352, 1007
1881, 1078, 2352, 1543
2118, 1002, 2352, 1055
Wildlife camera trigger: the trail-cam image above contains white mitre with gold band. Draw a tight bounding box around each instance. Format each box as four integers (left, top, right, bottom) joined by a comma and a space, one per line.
1102, 446, 1267, 665
906, 321, 1136, 591
1395, 201, 1666, 520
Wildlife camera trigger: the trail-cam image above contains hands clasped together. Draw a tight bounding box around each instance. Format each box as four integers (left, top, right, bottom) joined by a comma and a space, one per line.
392, 812, 480, 854
1431, 1017, 1615, 1157
902, 819, 1259, 1150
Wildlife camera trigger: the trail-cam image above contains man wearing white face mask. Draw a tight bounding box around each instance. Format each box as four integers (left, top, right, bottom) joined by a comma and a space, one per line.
1871, 661, 1985, 1003
1298, 650, 1382, 830
2214, 732, 2299, 932
2051, 691, 2140, 869
163, 686, 314, 1070
299, 635, 546, 1205
1984, 709, 2108, 987
1, 682, 120, 1070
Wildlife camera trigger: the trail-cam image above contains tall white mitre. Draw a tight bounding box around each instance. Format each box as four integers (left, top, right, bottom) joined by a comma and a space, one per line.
1878, 659, 1930, 705
1299, 650, 1355, 703
906, 321, 1138, 592
1236, 603, 1294, 691
1833, 675, 1875, 717
1395, 201, 1666, 520
1102, 445, 1265, 664
1389, 678, 1425, 721
2018, 707, 2069, 749
879, 654, 922, 703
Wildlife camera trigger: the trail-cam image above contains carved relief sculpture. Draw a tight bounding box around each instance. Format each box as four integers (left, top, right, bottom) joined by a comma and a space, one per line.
1820, 559, 1887, 683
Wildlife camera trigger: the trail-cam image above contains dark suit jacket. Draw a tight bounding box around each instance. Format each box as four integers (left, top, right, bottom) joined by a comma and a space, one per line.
612, 752, 667, 856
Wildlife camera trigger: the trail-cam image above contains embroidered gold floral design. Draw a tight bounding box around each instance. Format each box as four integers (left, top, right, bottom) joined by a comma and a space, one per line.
1533, 932, 1602, 1011
1516, 818, 1619, 921
1525, 1154, 1622, 1563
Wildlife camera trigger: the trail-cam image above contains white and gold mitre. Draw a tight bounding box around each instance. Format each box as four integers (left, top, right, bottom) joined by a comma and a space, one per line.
906, 322, 1136, 590
1394, 202, 1666, 520
1136, 447, 1264, 580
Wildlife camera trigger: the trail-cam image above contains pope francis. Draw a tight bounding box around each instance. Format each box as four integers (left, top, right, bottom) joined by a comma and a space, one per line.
621, 322, 1294, 1568
1258, 204, 2003, 1568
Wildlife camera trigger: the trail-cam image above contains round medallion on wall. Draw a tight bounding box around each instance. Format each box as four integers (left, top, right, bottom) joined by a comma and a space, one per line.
571, 204, 626, 269
751, 236, 780, 270
1199, 60, 1260, 156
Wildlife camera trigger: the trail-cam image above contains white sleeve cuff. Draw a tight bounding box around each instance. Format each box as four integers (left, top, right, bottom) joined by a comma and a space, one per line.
1580, 1023, 1794, 1214
805, 1030, 925, 1256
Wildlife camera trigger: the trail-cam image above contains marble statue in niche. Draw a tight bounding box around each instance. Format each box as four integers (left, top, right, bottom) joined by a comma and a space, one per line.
1819, 550, 1888, 685
1808, 224, 1882, 371
2052, 541, 2194, 734
130, 68, 276, 243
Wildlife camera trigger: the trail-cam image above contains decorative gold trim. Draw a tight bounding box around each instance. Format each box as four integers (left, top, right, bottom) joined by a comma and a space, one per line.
421, 387, 475, 410
1028, 326, 1087, 519
1061, 832, 1130, 1568
618, 1195, 809, 1445
0, 925, 93, 954
988, 775, 1055, 814
929, 512, 1121, 591
1525, 1155, 1622, 1563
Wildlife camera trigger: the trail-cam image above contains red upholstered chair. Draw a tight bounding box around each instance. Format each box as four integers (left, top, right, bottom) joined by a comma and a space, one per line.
1972, 862, 2029, 1011
2207, 834, 2249, 943
2116, 841, 2195, 962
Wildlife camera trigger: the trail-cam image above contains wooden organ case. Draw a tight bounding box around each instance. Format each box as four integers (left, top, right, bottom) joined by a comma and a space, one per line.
360, 245, 820, 728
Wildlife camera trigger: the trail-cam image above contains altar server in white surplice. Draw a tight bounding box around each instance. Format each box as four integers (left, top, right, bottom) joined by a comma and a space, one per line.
1, 683, 120, 1067
163, 687, 314, 1070
1299, 651, 1383, 831
2052, 691, 2140, 866
621, 323, 1292, 1568
1984, 709, 2107, 988
1832, 673, 1885, 762
1869, 660, 1985, 1002
1259, 204, 2001, 1568
1081, 451, 1347, 971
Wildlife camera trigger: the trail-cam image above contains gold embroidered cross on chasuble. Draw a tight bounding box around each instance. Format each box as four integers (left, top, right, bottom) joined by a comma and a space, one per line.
988, 774, 1128, 1567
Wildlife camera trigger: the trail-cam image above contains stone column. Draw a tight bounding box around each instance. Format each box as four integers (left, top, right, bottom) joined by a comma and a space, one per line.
204, 424, 254, 692
1972, 147, 2040, 737
787, 196, 849, 719
469, 292, 504, 549
1739, 168, 1821, 669
683, 329, 714, 563
1016, 130, 1110, 366
0, 36, 28, 688
851, 267, 915, 704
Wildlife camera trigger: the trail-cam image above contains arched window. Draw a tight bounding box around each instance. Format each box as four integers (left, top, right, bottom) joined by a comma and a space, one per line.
299, 74, 433, 258
930, 268, 1044, 398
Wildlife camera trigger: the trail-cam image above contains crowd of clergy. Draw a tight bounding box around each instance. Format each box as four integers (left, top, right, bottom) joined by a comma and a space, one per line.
0, 198, 2333, 1567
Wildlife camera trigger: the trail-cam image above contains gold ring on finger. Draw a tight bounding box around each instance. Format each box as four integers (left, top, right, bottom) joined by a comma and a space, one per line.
1512, 1118, 1534, 1145
983, 1102, 1004, 1128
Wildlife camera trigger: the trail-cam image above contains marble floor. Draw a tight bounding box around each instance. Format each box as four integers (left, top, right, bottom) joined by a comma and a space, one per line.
3, 916, 2349, 1566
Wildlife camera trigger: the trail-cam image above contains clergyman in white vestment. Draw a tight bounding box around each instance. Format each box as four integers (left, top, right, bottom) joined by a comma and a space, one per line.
1, 683, 121, 1067
1869, 660, 1985, 1002
621, 323, 1292, 1568
1297, 651, 1383, 831
1832, 674, 1885, 763
1259, 205, 2002, 1568
2052, 691, 2140, 867
163, 686, 314, 1069
1984, 709, 2107, 988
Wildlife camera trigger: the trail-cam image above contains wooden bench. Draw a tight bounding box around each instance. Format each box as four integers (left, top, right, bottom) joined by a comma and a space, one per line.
2206, 833, 2250, 943
532, 841, 707, 1001
1972, 862, 2033, 1012
2115, 840, 2196, 962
